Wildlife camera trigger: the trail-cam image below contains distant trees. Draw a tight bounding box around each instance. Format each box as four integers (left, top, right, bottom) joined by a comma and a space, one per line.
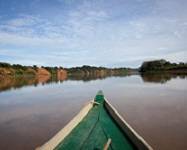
140, 59, 187, 72
33, 65, 38, 70
66, 65, 130, 76
0, 62, 134, 77
0, 62, 32, 70
0, 62, 11, 68
43, 66, 58, 74
12, 64, 27, 70
66, 66, 106, 75
0, 62, 38, 76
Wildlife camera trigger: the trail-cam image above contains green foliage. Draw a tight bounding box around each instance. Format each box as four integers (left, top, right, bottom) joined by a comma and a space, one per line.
33, 65, 38, 70
12, 64, 27, 70
0, 62, 132, 77
14, 69, 24, 75
0, 62, 11, 68
43, 66, 58, 74
140, 59, 187, 72
66, 65, 129, 76
0, 62, 37, 76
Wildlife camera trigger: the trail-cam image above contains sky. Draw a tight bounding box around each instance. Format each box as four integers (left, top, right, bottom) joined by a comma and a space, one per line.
0, 0, 187, 67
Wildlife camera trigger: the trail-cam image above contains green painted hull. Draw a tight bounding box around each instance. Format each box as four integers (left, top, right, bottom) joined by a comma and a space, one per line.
55, 91, 136, 150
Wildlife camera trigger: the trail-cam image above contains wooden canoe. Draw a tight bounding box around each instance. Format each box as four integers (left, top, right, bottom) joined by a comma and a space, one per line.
36, 91, 153, 150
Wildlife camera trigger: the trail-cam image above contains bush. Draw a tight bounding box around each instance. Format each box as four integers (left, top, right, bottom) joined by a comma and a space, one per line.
0, 62, 11, 68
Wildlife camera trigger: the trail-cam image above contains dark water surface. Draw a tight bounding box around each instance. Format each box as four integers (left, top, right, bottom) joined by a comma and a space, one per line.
0, 74, 187, 150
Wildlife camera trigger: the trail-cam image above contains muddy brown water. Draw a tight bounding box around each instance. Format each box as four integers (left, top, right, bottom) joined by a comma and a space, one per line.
0, 74, 187, 150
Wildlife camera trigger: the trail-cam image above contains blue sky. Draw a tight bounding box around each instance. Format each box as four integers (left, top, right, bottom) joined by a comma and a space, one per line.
0, 0, 187, 67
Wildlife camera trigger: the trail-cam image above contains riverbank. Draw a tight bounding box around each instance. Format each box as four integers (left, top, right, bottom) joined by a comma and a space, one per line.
1, 59, 187, 79
0, 62, 135, 79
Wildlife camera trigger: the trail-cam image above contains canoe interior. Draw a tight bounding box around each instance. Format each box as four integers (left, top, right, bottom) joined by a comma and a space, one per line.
55, 91, 137, 150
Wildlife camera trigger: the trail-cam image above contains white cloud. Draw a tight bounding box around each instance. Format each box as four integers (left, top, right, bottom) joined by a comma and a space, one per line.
0, 0, 187, 67
6, 15, 38, 27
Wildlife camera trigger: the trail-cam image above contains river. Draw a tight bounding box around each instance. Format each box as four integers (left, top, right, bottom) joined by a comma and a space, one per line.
0, 74, 187, 150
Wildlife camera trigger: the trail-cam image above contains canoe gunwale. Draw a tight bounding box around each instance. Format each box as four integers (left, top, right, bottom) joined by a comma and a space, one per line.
104, 98, 153, 150
36, 100, 94, 150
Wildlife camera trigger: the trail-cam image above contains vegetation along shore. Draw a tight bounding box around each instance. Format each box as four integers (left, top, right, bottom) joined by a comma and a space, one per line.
140, 59, 187, 74
0, 62, 136, 78
0, 59, 187, 79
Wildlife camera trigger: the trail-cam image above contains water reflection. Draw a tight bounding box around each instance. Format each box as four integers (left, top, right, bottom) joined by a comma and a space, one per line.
0, 75, 50, 92
67, 73, 134, 82
141, 73, 187, 84
0, 73, 187, 150
1, 73, 187, 92
0, 74, 132, 92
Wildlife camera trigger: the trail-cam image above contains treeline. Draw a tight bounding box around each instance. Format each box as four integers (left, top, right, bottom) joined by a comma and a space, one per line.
0, 62, 35, 70
0, 62, 132, 77
42, 66, 64, 74
1, 59, 187, 77
140, 59, 187, 73
66, 65, 130, 76
0, 62, 38, 76
0, 62, 66, 76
